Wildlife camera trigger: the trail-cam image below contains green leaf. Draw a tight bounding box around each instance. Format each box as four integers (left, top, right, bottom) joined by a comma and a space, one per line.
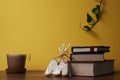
92, 7, 98, 14
92, 5, 100, 14
83, 25, 91, 31
87, 13, 92, 23
92, 5, 100, 20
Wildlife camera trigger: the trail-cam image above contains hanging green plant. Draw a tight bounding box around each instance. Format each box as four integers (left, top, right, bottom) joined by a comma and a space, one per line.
81, 0, 102, 31
87, 13, 92, 24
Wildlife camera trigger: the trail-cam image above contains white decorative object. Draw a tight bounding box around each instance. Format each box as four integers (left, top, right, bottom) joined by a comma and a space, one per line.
45, 60, 60, 76
45, 43, 70, 76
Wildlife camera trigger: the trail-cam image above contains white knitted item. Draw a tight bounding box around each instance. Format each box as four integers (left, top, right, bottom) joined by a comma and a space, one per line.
45, 60, 60, 75
59, 60, 68, 76
45, 59, 68, 76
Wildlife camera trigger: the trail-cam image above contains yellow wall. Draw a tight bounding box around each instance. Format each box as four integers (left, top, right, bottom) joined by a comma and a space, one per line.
0, 0, 120, 71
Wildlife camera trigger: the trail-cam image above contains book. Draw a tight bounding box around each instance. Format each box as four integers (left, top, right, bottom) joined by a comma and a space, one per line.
70, 53, 104, 61
71, 46, 110, 53
69, 60, 114, 76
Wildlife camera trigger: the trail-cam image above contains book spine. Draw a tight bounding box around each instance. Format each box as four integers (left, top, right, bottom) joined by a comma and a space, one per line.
69, 59, 114, 63
71, 52, 105, 54
69, 60, 114, 76
71, 47, 110, 53
70, 53, 104, 61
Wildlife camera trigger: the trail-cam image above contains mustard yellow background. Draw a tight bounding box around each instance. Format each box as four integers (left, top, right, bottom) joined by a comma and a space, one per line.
0, 0, 120, 71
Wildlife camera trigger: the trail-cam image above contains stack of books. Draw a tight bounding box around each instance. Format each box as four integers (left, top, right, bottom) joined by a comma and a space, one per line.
69, 46, 114, 76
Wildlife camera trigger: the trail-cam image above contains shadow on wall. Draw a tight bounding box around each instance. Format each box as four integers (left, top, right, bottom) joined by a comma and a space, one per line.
86, 30, 101, 40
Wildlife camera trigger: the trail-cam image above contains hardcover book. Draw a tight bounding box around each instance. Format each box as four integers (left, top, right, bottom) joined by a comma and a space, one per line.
71, 46, 110, 53
69, 60, 114, 76
70, 53, 104, 61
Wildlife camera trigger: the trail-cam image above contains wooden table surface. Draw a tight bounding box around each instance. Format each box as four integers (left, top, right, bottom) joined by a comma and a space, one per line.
0, 70, 120, 80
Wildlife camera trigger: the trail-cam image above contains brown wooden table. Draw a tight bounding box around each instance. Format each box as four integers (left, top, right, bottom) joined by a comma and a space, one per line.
0, 70, 120, 80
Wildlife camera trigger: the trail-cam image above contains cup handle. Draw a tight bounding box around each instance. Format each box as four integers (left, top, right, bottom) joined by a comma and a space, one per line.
27, 54, 31, 61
